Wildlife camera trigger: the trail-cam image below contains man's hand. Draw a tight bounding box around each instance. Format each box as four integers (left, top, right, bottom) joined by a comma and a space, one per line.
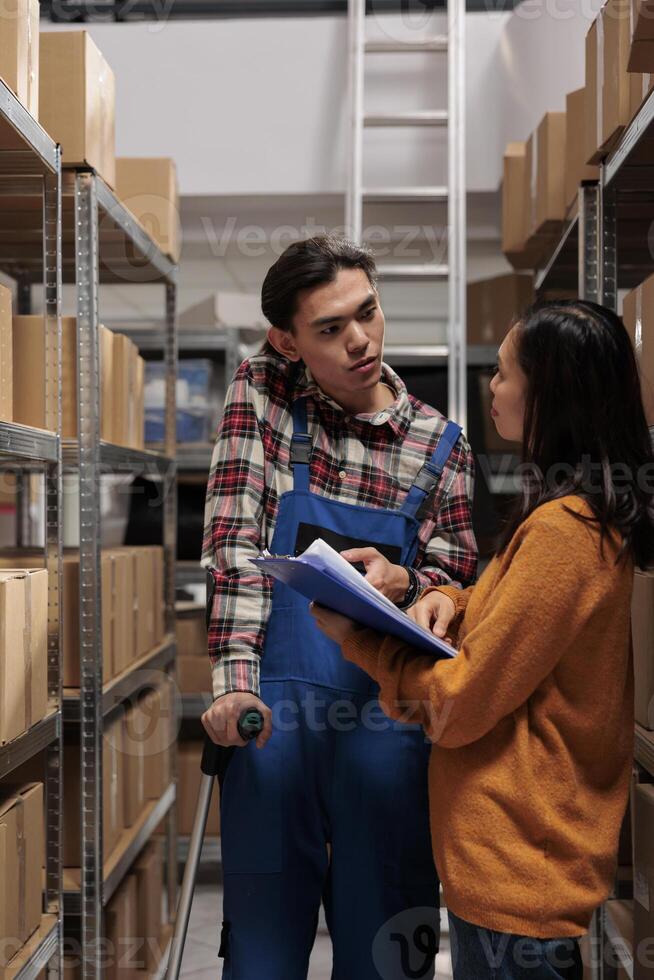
310, 603, 358, 645
201, 692, 272, 750
341, 548, 410, 603
408, 591, 456, 641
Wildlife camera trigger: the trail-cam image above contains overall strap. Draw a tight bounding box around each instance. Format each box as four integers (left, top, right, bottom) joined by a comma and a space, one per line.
290, 398, 311, 492
401, 420, 463, 520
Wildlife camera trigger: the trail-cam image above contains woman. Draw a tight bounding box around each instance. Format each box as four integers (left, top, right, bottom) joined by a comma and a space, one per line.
311, 300, 654, 980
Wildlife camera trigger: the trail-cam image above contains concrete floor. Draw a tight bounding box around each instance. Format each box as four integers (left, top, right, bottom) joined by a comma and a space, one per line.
178, 883, 454, 979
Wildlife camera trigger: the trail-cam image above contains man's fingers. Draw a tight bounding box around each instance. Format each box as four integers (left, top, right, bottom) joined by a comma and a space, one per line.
341, 547, 380, 564
410, 601, 434, 632
433, 602, 453, 638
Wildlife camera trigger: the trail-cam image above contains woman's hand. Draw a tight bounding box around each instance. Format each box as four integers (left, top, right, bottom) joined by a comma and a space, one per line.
408, 591, 456, 640
310, 603, 358, 645
341, 547, 409, 603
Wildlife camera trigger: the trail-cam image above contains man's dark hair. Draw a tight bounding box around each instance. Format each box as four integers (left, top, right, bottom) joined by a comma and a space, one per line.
261, 235, 378, 332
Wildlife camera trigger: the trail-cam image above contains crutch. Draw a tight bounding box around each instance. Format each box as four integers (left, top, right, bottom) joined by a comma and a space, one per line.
166, 707, 264, 979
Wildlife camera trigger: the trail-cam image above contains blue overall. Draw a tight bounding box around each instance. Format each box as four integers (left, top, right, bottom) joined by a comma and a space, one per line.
220, 400, 462, 980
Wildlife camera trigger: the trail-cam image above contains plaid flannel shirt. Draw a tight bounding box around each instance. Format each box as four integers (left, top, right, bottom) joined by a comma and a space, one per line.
202, 351, 477, 700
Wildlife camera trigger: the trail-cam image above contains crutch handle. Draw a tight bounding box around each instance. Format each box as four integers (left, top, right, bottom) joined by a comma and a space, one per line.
201, 708, 264, 775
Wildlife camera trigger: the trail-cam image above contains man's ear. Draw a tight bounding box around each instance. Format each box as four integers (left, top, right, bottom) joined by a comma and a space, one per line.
267, 326, 302, 363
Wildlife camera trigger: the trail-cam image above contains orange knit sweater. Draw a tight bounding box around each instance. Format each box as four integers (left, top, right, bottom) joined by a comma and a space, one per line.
342, 496, 634, 938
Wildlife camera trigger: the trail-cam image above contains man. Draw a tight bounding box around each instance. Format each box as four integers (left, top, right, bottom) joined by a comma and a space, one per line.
201, 236, 477, 980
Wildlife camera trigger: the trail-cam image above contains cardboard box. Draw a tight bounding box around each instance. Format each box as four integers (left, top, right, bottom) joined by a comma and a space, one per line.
59, 553, 115, 688
122, 702, 146, 828
142, 682, 173, 801
467, 274, 533, 347
0, 569, 48, 731
631, 0, 654, 41
0, 0, 39, 119
134, 842, 164, 972
105, 873, 139, 979
0, 572, 27, 744
179, 292, 266, 332
13, 317, 115, 440
176, 604, 207, 657
153, 547, 165, 645
105, 548, 136, 676
532, 111, 566, 238
632, 570, 654, 729
134, 548, 154, 658
502, 142, 533, 268
177, 656, 212, 695
630, 70, 654, 118
115, 158, 180, 263
0, 286, 12, 423
177, 740, 220, 836
39, 32, 115, 188
565, 88, 600, 209
634, 782, 654, 978
586, 1, 632, 165
112, 334, 137, 449
132, 355, 144, 451
622, 278, 654, 423
62, 710, 124, 867
0, 782, 43, 957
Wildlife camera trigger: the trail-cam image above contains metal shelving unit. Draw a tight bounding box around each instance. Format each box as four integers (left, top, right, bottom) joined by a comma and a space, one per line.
532, 82, 654, 980
65, 170, 178, 978
0, 167, 181, 976
0, 77, 63, 980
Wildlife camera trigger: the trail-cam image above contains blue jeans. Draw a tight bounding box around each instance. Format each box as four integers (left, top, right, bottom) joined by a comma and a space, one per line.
448, 912, 583, 980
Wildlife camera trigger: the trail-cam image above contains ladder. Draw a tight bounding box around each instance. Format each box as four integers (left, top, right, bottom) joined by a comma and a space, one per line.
345, 0, 467, 430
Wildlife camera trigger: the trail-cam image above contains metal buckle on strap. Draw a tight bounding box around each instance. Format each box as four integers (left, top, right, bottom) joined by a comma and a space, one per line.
413, 463, 440, 495
290, 434, 312, 466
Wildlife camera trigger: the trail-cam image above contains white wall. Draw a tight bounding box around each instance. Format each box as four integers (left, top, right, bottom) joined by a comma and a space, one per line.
45, 2, 602, 196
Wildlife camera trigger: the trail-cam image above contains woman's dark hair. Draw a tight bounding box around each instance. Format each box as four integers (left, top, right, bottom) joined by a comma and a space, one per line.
261, 235, 378, 331
497, 299, 654, 568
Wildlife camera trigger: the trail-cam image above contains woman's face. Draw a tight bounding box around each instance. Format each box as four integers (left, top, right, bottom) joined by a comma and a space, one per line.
489, 326, 528, 444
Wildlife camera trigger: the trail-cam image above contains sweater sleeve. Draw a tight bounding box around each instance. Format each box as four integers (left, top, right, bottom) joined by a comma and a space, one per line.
342, 514, 597, 749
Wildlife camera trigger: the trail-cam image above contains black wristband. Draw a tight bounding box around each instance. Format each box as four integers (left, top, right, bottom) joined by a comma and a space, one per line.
396, 566, 420, 610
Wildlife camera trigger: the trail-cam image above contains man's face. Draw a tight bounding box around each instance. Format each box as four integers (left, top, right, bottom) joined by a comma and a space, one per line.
268, 267, 385, 402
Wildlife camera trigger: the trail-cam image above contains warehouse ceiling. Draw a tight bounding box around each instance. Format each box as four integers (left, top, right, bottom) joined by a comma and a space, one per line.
42, 0, 523, 21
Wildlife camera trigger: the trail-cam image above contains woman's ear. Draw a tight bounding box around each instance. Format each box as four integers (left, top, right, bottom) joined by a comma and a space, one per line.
267, 326, 302, 362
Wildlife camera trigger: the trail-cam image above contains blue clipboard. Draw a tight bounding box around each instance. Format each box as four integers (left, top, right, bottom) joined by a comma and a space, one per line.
250, 552, 456, 660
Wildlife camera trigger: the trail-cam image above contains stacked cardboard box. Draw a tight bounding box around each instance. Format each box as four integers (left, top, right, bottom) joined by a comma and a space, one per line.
585, 0, 654, 164
502, 142, 538, 269
12, 318, 145, 448
632, 569, 654, 729
0, 286, 11, 424
105, 872, 138, 979
0, 0, 40, 120
622, 276, 654, 424
116, 158, 181, 263
133, 842, 165, 972
39, 32, 115, 188
0, 783, 44, 969
467, 274, 534, 347
565, 88, 600, 210
62, 709, 124, 867
629, 0, 654, 70
0, 546, 164, 691
141, 680, 174, 802
103, 840, 166, 976
177, 740, 220, 837
634, 782, 654, 979
0, 569, 48, 745
176, 603, 212, 694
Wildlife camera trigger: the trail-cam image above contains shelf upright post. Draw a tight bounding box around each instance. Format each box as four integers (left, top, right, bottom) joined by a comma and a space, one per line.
599, 169, 618, 312
73, 171, 104, 978
164, 279, 179, 926
578, 183, 601, 303
43, 149, 64, 979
